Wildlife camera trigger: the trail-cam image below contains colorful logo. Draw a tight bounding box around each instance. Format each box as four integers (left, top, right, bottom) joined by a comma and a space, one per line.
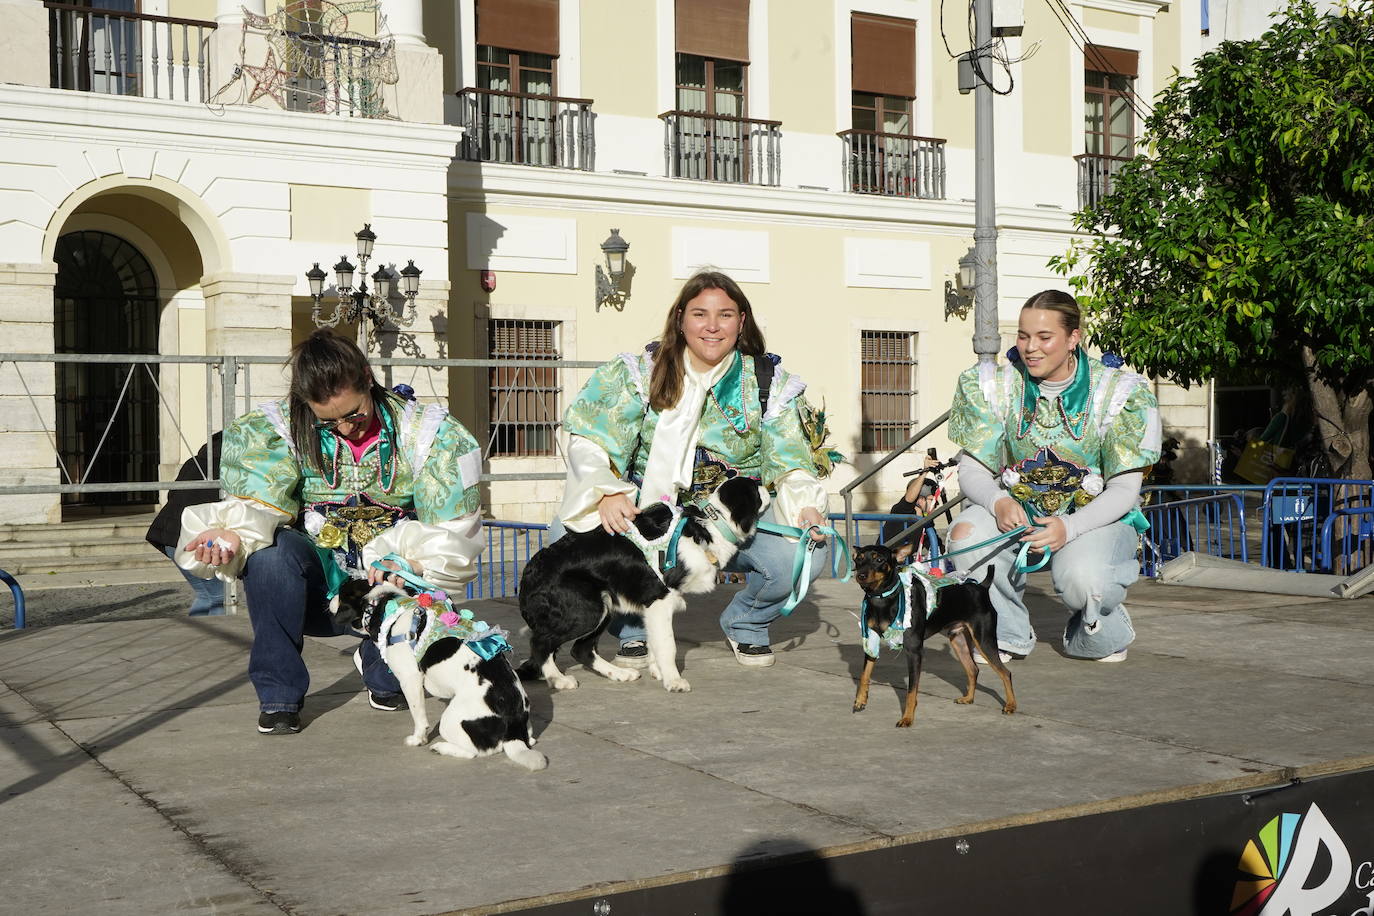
1231, 803, 1352, 916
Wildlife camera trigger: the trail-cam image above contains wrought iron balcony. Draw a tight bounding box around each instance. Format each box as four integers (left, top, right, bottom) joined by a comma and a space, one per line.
838, 129, 947, 200
659, 110, 781, 187
1075, 152, 1132, 209
457, 87, 595, 171
45, 1, 215, 104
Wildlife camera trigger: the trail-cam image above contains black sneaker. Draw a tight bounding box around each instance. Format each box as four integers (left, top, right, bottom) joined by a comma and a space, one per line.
613, 640, 651, 669
257, 710, 301, 735
728, 639, 775, 668
368, 691, 408, 712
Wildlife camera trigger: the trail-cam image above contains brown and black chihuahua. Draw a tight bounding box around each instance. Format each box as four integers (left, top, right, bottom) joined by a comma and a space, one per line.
852, 544, 1017, 727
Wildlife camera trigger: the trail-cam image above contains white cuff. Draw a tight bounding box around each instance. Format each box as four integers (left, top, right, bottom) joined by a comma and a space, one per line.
177, 497, 290, 581
773, 470, 829, 541
362, 512, 486, 591
558, 436, 637, 533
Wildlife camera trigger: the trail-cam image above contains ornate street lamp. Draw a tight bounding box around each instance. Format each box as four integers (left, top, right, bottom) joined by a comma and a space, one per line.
305, 223, 421, 352
594, 228, 631, 311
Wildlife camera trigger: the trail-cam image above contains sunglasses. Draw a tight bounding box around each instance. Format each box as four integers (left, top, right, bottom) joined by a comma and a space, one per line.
312, 405, 370, 431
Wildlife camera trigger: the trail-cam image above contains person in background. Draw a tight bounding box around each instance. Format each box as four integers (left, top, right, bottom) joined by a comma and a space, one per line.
146, 432, 226, 616
879, 450, 949, 564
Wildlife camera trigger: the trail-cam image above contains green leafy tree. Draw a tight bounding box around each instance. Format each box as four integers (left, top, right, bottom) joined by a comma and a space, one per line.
1052, 0, 1374, 479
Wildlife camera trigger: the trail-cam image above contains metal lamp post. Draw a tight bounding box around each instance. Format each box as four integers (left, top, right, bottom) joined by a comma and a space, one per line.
305, 223, 422, 353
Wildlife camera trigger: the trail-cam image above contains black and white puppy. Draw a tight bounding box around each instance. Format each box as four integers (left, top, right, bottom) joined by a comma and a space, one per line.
517, 475, 770, 694
332, 580, 547, 771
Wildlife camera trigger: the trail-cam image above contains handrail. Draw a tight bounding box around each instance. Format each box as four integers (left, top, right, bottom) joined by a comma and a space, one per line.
43, 0, 214, 29
658, 109, 782, 128
839, 409, 951, 551
1073, 152, 1133, 164
836, 128, 948, 145
458, 86, 594, 107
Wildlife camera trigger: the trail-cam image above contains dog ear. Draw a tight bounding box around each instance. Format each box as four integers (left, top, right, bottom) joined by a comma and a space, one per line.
893, 542, 914, 563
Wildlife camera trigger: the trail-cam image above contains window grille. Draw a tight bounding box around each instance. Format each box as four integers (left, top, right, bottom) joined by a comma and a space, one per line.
860, 330, 918, 453
488, 319, 562, 458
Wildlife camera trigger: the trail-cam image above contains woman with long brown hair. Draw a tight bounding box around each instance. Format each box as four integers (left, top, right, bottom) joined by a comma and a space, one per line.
180, 330, 485, 735
556, 271, 837, 669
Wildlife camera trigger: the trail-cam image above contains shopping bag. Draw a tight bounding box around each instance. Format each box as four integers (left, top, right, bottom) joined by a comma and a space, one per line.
1234, 439, 1296, 485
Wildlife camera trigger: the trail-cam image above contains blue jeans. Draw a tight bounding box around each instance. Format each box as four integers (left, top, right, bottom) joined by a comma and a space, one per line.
162, 545, 226, 616
241, 527, 400, 713
550, 506, 831, 649
947, 505, 1139, 659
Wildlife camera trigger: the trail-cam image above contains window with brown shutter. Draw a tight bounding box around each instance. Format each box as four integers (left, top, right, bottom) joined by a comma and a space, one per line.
675, 0, 750, 62
476, 0, 559, 57
851, 12, 915, 99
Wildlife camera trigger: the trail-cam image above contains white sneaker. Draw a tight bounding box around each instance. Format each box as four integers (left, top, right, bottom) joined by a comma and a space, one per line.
972, 647, 1012, 665
1097, 648, 1129, 663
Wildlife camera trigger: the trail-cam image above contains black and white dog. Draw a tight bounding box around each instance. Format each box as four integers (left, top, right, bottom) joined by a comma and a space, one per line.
332, 580, 547, 771
517, 475, 770, 694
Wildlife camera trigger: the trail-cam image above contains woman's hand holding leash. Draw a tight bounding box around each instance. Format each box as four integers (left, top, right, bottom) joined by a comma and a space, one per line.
797, 507, 828, 543
1021, 516, 1067, 553
369, 557, 422, 588
185, 529, 240, 567
993, 497, 1029, 533
598, 492, 640, 535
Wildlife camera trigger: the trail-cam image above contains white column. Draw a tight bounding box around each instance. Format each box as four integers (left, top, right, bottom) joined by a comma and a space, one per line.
382, 0, 426, 47
216, 0, 264, 26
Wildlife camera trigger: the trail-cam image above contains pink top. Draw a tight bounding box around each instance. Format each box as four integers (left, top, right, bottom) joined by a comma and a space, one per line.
344, 416, 383, 463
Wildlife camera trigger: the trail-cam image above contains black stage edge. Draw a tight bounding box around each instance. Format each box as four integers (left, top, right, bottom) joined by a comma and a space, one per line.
500, 765, 1374, 916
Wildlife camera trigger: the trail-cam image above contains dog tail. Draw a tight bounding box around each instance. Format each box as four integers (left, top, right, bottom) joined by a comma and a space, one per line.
503, 740, 548, 771
979, 565, 996, 589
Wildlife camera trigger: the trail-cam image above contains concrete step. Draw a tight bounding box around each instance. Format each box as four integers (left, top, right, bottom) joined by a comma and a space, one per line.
3, 552, 171, 576
0, 536, 156, 561
0, 516, 155, 544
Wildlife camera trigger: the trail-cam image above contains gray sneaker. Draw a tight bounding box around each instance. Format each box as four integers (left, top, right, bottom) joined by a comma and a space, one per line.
614, 640, 651, 669
728, 639, 775, 668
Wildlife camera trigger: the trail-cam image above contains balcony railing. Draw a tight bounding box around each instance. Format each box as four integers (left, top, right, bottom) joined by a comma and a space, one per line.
1075, 152, 1132, 209
458, 87, 594, 171
46, 1, 215, 104
659, 110, 781, 187
838, 129, 947, 200
281, 32, 389, 118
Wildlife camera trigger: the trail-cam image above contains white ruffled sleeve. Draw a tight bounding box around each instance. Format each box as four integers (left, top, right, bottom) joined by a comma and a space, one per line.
362, 512, 485, 591
557, 435, 638, 533
772, 468, 830, 541
176, 496, 292, 581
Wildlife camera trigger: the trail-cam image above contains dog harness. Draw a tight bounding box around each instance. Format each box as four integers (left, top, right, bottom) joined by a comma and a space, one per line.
619, 501, 691, 581
861, 565, 965, 659
369, 557, 511, 665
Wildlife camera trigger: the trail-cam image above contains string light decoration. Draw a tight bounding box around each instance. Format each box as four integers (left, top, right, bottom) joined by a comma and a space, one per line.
222, 0, 398, 118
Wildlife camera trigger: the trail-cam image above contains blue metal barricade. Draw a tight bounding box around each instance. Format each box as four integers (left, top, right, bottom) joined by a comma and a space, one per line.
465, 520, 548, 600
1262, 478, 1374, 573
1, 568, 24, 629
1140, 492, 1249, 577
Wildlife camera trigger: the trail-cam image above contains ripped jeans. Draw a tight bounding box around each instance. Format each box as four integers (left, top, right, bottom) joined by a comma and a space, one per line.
946, 505, 1139, 659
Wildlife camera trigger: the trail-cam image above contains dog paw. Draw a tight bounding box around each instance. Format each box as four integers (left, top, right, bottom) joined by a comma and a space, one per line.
895, 717, 913, 728
647, 663, 661, 681
1001, 702, 1017, 715
663, 677, 691, 693
404, 735, 427, 747
955, 696, 974, 705
604, 665, 641, 683
852, 702, 867, 713
549, 674, 579, 690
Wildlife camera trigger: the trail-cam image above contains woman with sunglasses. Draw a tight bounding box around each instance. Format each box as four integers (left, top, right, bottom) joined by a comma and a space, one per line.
180, 330, 484, 735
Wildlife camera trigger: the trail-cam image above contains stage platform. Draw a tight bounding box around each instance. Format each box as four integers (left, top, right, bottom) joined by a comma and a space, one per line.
2, 576, 1372, 915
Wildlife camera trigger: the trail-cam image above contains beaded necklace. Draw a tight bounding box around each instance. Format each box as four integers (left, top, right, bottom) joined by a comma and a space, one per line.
318, 404, 400, 494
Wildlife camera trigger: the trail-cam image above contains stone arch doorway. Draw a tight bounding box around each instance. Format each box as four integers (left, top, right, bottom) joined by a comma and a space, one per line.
53, 229, 160, 509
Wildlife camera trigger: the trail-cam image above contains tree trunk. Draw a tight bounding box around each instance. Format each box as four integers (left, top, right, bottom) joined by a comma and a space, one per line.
1303, 347, 1372, 480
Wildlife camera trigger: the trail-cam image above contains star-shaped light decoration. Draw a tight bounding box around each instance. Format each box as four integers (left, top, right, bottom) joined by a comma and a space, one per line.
242, 47, 291, 105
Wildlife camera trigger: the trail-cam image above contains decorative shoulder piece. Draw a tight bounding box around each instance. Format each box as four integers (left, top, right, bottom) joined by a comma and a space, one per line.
1101, 353, 1124, 368
391, 383, 416, 400
1006, 346, 1022, 364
